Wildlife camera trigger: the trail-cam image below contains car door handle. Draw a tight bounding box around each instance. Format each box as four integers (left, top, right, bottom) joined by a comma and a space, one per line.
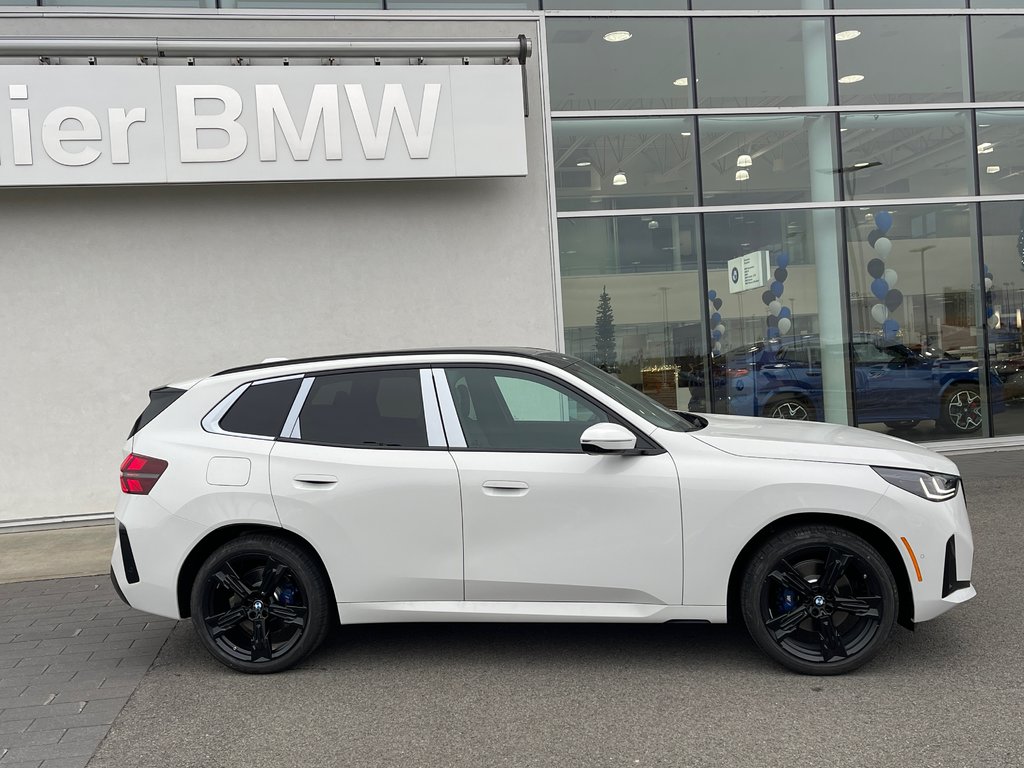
293, 474, 338, 487
482, 480, 529, 497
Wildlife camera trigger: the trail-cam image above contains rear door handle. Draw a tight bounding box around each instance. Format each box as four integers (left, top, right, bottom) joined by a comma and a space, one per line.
293, 474, 338, 487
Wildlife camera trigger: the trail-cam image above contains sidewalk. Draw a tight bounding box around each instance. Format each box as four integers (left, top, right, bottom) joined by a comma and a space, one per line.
0, 527, 113, 586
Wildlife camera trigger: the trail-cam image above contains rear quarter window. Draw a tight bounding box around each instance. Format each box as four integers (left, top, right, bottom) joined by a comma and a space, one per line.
219, 379, 302, 438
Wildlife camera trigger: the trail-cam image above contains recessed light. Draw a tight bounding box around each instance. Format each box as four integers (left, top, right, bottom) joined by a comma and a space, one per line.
735, 169, 750, 181
576, 161, 591, 167
840, 128, 849, 132
673, 77, 689, 87
978, 142, 995, 154
603, 30, 632, 42
740, 242, 751, 247
987, 165, 1001, 174
853, 161, 872, 168
835, 29, 861, 42
612, 171, 628, 186
979, 124, 991, 128
681, 131, 692, 137
737, 154, 753, 168
838, 74, 865, 84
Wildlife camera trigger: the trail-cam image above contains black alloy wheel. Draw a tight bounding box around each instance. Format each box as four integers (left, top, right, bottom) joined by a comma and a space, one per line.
741, 525, 897, 675
191, 534, 331, 674
939, 384, 983, 434
765, 397, 814, 421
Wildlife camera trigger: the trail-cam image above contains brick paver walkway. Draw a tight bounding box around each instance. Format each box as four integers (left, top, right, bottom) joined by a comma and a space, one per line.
0, 576, 174, 768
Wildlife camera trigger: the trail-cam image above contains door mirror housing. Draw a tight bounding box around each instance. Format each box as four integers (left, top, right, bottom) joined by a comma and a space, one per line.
580, 423, 637, 454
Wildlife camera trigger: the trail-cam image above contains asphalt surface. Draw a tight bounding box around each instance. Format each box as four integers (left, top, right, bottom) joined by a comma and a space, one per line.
73, 450, 1023, 768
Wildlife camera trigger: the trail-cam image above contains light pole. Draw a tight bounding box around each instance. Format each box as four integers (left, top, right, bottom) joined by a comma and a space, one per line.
910, 245, 936, 346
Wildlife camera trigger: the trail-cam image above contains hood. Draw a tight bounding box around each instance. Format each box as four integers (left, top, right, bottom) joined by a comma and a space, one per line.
690, 413, 959, 474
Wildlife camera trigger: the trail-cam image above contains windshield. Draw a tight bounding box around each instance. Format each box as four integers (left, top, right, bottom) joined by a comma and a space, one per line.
567, 361, 703, 432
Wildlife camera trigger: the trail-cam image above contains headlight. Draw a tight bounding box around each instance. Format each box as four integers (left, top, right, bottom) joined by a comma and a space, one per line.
873, 466, 960, 502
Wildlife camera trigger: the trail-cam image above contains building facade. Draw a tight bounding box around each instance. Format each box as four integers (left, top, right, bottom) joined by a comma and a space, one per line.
2, 1, 1023, 525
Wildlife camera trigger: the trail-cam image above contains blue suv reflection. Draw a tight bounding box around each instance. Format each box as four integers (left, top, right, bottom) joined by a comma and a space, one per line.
689, 334, 1004, 434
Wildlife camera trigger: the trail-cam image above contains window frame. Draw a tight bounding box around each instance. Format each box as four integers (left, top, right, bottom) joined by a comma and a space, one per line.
201, 373, 304, 441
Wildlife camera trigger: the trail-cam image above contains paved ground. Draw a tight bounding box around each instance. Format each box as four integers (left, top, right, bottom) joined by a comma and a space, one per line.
2, 450, 1022, 767
0, 527, 113, 586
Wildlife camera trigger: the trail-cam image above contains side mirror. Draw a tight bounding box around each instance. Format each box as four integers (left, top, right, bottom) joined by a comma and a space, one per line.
580, 423, 637, 454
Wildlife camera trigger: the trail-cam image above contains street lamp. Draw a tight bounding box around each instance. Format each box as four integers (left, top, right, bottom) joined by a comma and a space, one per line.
910, 245, 936, 346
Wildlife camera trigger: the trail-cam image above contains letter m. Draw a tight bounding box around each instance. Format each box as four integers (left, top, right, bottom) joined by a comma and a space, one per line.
255, 84, 342, 162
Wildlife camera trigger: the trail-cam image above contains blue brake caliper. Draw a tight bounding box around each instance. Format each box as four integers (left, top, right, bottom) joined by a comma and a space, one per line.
777, 588, 798, 613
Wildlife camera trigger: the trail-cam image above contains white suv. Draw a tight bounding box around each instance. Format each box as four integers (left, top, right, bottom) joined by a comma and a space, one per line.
110, 348, 975, 675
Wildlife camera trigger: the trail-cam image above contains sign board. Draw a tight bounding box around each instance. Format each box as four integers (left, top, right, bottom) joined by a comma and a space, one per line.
0, 64, 527, 187
728, 250, 770, 294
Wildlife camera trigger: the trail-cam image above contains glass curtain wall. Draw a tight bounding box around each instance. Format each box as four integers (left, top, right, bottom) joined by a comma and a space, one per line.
549, 5, 1024, 441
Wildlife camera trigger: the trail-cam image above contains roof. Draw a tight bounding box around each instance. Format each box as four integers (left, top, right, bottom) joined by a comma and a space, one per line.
212, 347, 577, 377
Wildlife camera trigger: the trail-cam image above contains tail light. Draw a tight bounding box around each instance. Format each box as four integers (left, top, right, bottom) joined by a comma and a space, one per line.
119, 453, 168, 495
726, 367, 750, 378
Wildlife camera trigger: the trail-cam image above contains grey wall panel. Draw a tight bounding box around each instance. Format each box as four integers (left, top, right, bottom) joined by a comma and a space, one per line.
0, 12, 554, 522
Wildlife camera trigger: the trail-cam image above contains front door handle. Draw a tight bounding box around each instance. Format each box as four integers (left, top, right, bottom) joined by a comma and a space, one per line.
482, 480, 529, 497
293, 474, 338, 487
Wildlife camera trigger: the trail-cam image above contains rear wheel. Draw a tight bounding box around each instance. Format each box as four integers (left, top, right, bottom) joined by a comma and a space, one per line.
190, 534, 331, 674
740, 525, 898, 675
938, 384, 983, 434
764, 396, 815, 421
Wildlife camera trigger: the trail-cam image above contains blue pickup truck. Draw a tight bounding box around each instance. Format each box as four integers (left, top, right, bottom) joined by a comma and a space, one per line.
688, 334, 1004, 434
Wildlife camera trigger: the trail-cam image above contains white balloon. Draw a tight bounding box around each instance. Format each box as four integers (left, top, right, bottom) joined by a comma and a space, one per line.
871, 303, 889, 324
714, 324, 726, 335
768, 300, 783, 315
713, 342, 722, 354
883, 269, 898, 289
777, 317, 792, 335
874, 237, 892, 259
985, 277, 994, 291
988, 312, 1001, 329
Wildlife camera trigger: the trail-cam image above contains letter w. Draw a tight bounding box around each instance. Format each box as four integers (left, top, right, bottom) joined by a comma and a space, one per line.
256, 84, 342, 162
345, 83, 440, 160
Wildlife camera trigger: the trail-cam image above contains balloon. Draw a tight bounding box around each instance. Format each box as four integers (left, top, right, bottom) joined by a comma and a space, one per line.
712, 329, 722, 341
774, 267, 788, 283
768, 300, 783, 315
875, 210, 893, 233
988, 312, 1001, 329
778, 306, 791, 319
777, 252, 790, 269
771, 281, 784, 298
985, 272, 994, 281
707, 290, 717, 301
713, 342, 722, 354
985, 277, 994, 291
873, 237, 892, 259
711, 312, 722, 325
867, 258, 885, 279
871, 278, 889, 300
715, 324, 726, 335
867, 230, 882, 248
986, 306, 995, 318
882, 318, 900, 338
884, 288, 903, 312
883, 269, 898, 289
767, 326, 780, 338
871, 303, 889, 324
767, 315, 778, 326
762, 290, 775, 306
713, 298, 723, 311
778, 317, 792, 335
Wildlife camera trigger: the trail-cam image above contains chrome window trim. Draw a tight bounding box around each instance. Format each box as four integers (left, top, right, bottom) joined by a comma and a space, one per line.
281, 377, 315, 441
420, 368, 447, 448
432, 368, 467, 449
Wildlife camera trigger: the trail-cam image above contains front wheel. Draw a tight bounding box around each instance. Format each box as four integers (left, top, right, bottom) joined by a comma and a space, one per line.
938, 384, 983, 434
190, 534, 331, 674
740, 525, 898, 675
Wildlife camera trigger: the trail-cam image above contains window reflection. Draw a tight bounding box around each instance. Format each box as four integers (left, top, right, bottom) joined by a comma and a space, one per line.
972, 17, 1024, 102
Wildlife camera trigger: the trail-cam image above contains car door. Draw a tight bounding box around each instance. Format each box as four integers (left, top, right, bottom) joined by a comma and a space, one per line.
269, 366, 463, 602
436, 364, 683, 606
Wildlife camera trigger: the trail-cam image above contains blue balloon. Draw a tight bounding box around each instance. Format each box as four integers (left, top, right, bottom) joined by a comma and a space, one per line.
986, 306, 995, 318
882, 318, 900, 338
776, 252, 790, 269
778, 306, 791, 319
711, 312, 722, 325
708, 290, 717, 301
771, 281, 784, 298
712, 329, 722, 341
871, 278, 889, 300
875, 211, 893, 234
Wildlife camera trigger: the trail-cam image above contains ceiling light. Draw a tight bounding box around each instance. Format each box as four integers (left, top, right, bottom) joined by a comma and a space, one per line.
576, 160, 591, 167
987, 165, 1001, 174
840, 128, 849, 132
603, 30, 632, 42
979, 123, 991, 128
835, 29, 861, 42
978, 142, 995, 154
612, 171, 628, 186
673, 77, 689, 87
681, 131, 692, 137
838, 74, 865, 84
853, 161, 873, 168
737, 154, 753, 168
735, 169, 750, 181
648, 220, 660, 230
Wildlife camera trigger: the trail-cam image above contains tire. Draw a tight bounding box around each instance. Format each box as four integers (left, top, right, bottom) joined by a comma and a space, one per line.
190, 534, 331, 674
884, 420, 920, 430
938, 384, 983, 434
740, 525, 898, 675
764, 396, 815, 421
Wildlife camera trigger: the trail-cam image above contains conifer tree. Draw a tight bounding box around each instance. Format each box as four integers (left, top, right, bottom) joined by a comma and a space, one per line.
594, 286, 618, 372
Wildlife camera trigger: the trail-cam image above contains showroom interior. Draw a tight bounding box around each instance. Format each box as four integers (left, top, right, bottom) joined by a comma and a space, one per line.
2, 0, 1024, 526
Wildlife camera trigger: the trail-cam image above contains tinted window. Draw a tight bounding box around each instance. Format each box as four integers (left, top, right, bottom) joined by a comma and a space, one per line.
129, 386, 184, 438
297, 369, 428, 448
219, 379, 301, 438
446, 368, 608, 452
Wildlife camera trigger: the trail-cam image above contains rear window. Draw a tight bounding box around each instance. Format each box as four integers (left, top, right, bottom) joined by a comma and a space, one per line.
129, 387, 185, 438
219, 379, 302, 438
